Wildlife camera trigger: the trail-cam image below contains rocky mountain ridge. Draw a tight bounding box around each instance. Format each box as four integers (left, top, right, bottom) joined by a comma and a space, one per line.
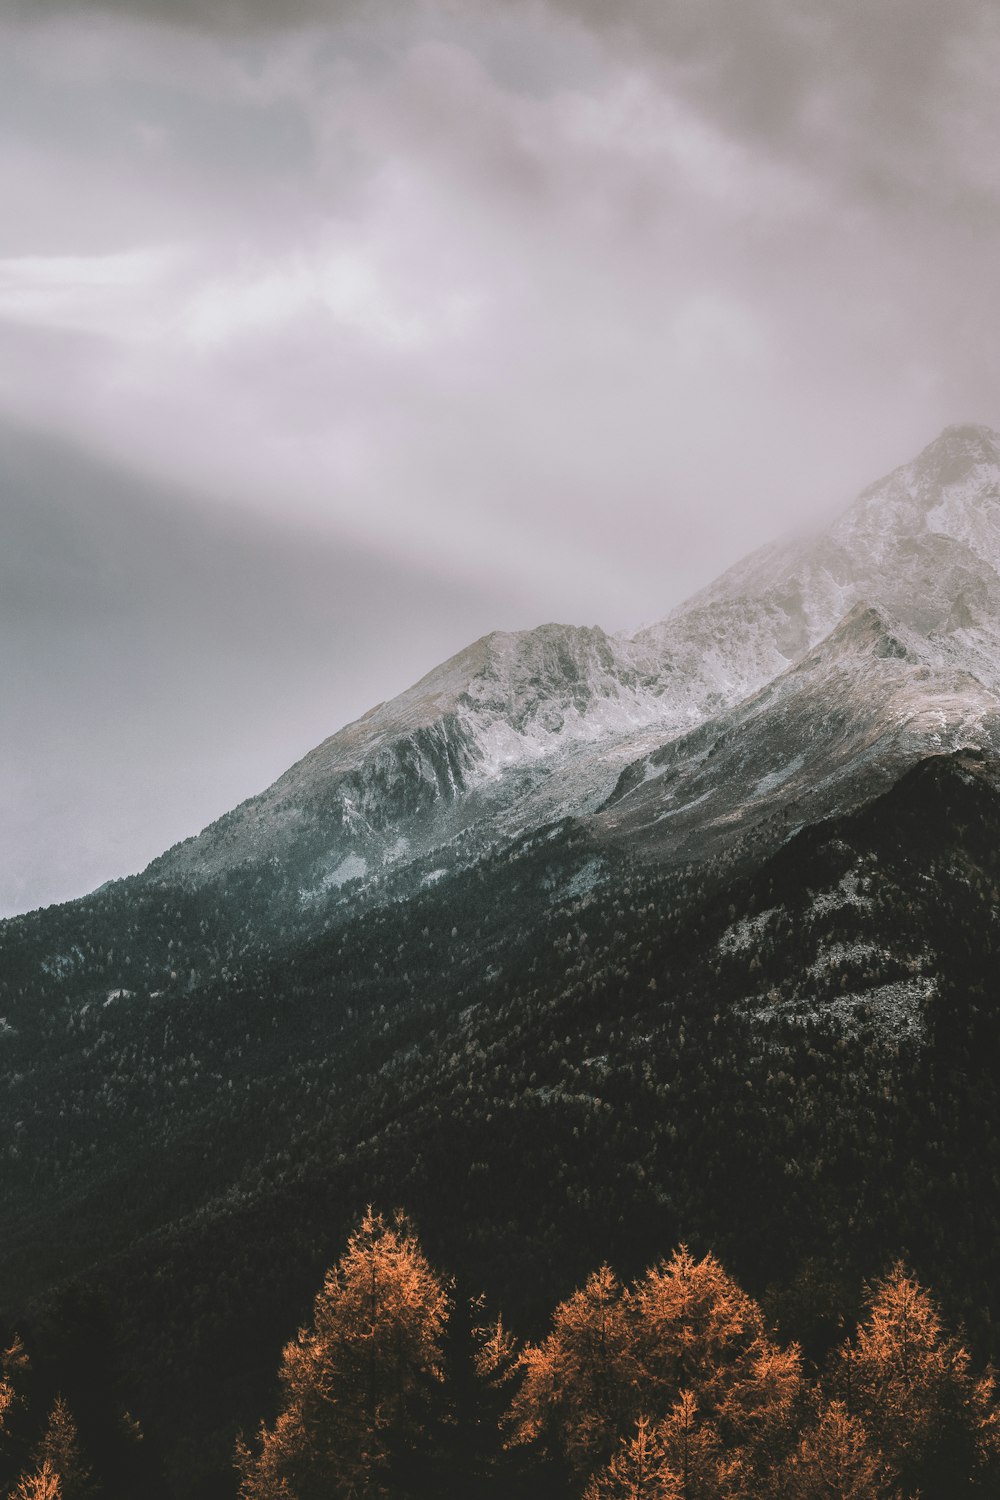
151, 423, 1000, 901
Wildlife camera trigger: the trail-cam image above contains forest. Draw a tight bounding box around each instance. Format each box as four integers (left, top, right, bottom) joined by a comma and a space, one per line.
2, 752, 1000, 1493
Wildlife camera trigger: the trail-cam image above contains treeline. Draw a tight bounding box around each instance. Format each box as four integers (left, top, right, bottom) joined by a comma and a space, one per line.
236, 1209, 1000, 1499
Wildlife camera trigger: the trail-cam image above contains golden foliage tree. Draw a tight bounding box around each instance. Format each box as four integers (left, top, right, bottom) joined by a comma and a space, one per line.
633, 1248, 797, 1394
630, 1247, 802, 1482
0, 1337, 35, 1499
236, 1209, 450, 1500
505, 1265, 638, 1476
507, 1247, 802, 1491
470, 1304, 521, 1473
9, 1462, 61, 1500
0, 1340, 29, 1441
836, 1263, 1000, 1495
777, 1397, 893, 1499
29, 1400, 89, 1500
583, 1413, 668, 1500
584, 1398, 741, 1500
472, 1308, 519, 1391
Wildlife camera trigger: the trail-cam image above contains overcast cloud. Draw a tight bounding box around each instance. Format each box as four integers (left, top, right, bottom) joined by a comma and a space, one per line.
3, 0, 1000, 912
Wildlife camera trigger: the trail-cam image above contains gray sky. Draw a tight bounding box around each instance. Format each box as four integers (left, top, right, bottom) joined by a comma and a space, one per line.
3, 0, 1000, 913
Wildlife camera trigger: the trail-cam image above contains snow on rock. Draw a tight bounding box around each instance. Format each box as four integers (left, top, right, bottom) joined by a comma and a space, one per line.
806, 941, 885, 979
717, 909, 780, 955
822, 981, 931, 1042
810, 868, 875, 917
745, 970, 932, 1042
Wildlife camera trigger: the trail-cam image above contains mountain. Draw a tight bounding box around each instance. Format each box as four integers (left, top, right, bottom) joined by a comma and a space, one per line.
6, 423, 1000, 1497
150, 422, 1000, 902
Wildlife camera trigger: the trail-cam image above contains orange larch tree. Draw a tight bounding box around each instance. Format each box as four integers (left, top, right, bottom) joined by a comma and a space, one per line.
629, 1247, 803, 1484
9, 1462, 62, 1500
236, 1208, 451, 1500
837, 1262, 1000, 1497
505, 1264, 638, 1478
29, 1399, 90, 1500
506, 1247, 802, 1493
776, 1395, 895, 1499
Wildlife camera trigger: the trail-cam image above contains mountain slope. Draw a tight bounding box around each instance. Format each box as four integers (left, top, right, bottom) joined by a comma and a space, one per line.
593, 601, 1000, 869
5, 749, 1000, 1496
150, 623, 668, 894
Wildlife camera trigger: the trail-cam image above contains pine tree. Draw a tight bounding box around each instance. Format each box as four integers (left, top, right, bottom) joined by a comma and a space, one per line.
777, 1397, 893, 1499
838, 1262, 1000, 1496
31, 1399, 90, 1500
469, 1303, 521, 1489
506, 1264, 638, 1477
237, 1208, 450, 1500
